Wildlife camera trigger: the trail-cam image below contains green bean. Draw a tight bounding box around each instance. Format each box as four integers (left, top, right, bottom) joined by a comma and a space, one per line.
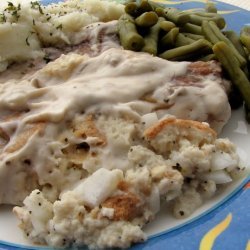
159, 39, 212, 61
205, 2, 217, 13
160, 20, 176, 32
201, 21, 219, 43
213, 42, 250, 122
148, 1, 165, 10
164, 8, 191, 26
148, 1, 168, 17
138, 0, 153, 13
223, 30, 248, 59
118, 14, 145, 51
189, 13, 225, 29
223, 30, 249, 77
175, 33, 194, 47
181, 23, 203, 35
125, 0, 156, 18
240, 26, 250, 52
182, 32, 205, 40
135, 11, 158, 27
154, 7, 166, 17
202, 21, 247, 66
141, 17, 165, 55
160, 27, 179, 48
243, 66, 250, 78
125, 2, 139, 17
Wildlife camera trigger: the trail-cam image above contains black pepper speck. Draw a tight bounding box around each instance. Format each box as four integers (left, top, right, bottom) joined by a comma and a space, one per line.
179, 211, 185, 216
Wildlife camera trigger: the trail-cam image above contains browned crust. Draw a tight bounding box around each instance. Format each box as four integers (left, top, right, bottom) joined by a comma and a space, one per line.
118, 180, 151, 196
173, 61, 222, 86
102, 192, 142, 221
0, 127, 10, 142
5, 122, 45, 153
187, 61, 221, 76
0, 112, 24, 150
72, 114, 106, 146
60, 114, 106, 164
61, 143, 89, 164
2, 112, 24, 122
117, 181, 130, 192
144, 117, 217, 140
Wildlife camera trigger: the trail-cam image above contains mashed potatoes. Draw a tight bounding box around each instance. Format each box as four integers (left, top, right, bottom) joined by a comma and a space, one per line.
0, 0, 124, 71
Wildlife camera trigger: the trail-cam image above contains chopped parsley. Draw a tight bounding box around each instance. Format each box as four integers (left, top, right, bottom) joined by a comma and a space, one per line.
43, 54, 51, 64
56, 23, 62, 30
12, 10, 20, 21
6, 2, 14, 8
4, 2, 21, 22
0, 13, 6, 23
25, 36, 30, 46
30, 1, 44, 15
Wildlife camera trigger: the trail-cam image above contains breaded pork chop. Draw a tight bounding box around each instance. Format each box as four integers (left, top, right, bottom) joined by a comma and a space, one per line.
0, 42, 240, 249
0, 47, 232, 205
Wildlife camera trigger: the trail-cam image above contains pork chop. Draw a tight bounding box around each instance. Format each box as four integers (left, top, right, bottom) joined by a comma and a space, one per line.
0, 47, 231, 205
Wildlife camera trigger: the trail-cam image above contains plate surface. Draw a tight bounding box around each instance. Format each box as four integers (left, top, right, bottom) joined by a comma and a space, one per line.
0, 1, 250, 250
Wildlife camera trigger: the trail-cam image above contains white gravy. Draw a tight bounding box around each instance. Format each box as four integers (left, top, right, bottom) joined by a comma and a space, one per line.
0, 47, 231, 204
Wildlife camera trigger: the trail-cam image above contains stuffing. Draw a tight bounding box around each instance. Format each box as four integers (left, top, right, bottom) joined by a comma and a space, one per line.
102, 192, 143, 221
172, 187, 202, 219
13, 170, 148, 249
12, 114, 244, 249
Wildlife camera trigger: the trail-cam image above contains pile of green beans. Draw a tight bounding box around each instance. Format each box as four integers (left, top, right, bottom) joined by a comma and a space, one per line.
240, 26, 250, 52
119, 0, 226, 58
117, 0, 250, 122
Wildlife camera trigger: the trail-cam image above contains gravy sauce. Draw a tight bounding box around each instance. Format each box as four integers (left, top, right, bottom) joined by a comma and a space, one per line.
0, 47, 231, 204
